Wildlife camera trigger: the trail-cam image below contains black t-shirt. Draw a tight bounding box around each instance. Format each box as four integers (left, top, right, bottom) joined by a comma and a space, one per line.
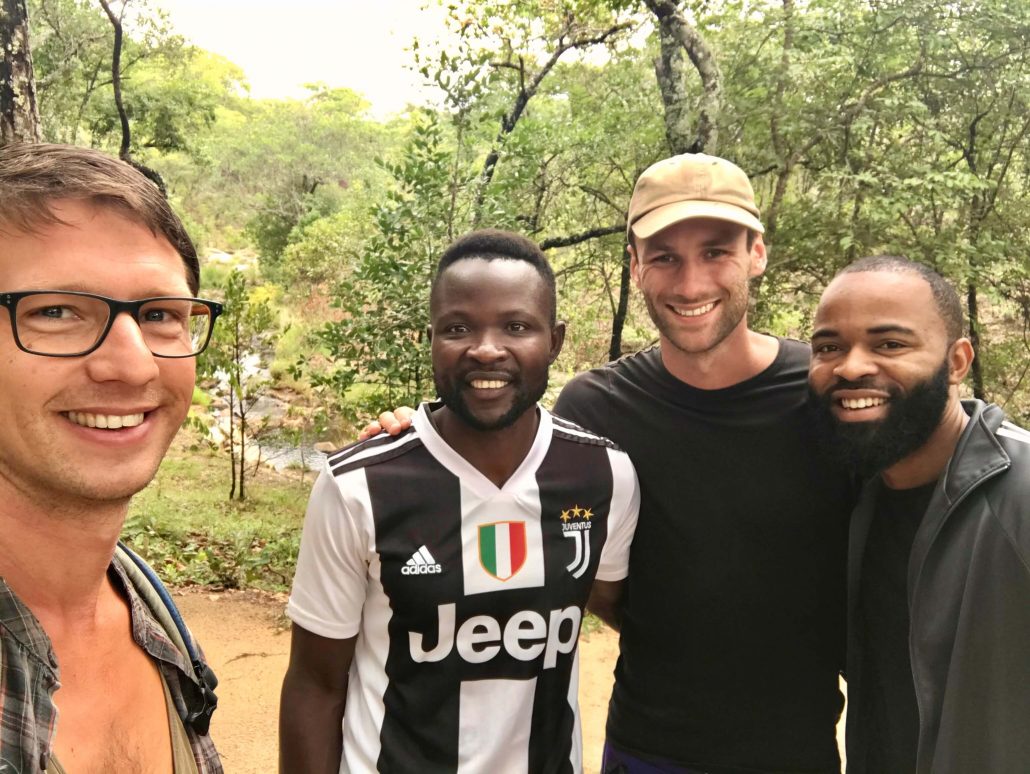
555, 340, 854, 774
858, 479, 937, 774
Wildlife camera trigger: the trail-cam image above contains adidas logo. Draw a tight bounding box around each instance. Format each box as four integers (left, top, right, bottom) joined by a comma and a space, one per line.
402, 545, 443, 575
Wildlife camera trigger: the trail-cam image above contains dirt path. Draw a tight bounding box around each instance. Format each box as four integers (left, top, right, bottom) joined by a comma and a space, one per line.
177, 590, 845, 773
175, 590, 620, 773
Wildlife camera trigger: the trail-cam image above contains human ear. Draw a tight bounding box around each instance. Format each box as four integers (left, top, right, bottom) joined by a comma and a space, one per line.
947, 337, 974, 384
748, 235, 768, 278
629, 244, 642, 287
550, 321, 567, 363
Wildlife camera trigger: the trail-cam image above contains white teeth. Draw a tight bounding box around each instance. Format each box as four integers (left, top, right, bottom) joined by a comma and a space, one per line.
470, 379, 508, 389
66, 411, 145, 429
673, 302, 716, 317
840, 397, 887, 410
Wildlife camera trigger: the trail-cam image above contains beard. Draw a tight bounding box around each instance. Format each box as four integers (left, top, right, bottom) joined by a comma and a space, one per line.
434, 371, 548, 432
808, 360, 951, 479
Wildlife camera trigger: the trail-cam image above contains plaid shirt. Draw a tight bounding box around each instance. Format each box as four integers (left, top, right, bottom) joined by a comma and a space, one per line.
0, 561, 222, 773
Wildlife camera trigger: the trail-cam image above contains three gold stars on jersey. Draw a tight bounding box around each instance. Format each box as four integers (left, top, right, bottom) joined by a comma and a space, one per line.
559, 506, 593, 522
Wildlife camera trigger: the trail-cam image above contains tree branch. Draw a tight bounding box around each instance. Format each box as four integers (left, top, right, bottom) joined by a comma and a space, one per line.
539, 224, 624, 250
471, 18, 630, 224
576, 184, 624, 214
97, 0, 131, 160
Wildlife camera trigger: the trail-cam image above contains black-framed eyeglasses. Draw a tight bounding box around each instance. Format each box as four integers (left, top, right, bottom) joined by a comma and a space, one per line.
0, 290, 223, 358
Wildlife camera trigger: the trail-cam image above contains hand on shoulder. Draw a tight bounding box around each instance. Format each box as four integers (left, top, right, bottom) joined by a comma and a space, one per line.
357, 406, 417, 441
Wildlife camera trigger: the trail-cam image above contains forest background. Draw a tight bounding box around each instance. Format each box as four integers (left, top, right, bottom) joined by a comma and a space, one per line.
2, 0, 1029, 590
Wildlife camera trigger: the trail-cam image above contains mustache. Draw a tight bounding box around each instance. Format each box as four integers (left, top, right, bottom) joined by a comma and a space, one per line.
825, 377, 885, 393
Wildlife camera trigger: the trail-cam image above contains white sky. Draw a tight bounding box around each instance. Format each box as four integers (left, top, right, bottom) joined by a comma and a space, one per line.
153, 0, 449, 117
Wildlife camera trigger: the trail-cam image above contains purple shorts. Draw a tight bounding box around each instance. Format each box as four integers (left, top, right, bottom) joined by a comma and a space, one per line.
601, 740, 712, 774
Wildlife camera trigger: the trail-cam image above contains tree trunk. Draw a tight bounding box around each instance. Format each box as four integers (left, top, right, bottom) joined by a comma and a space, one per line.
967, 282, 986, 400
228, 317, 242, 500
233, 315, 246, 500
643, 0, 722, 153
97, 0, 130, 160
654, 12, 696, 154
608, 244, 632, 362
238, 407, 246, 501
0, 0, 41, 143
227, 388, 237, 500
96, 0, 166, 194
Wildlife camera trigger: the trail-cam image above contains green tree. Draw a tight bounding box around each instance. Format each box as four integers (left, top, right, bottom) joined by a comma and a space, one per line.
29, 0, 237, 153
190, 86, 390, 275
204, 270, 278, 501
315, 113, 453, 415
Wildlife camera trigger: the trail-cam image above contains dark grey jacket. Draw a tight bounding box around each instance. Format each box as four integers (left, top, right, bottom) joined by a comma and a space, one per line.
846, 400, 1030, 774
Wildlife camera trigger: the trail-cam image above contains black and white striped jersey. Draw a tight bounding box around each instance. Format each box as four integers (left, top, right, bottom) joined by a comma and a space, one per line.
287, 402, 639, 773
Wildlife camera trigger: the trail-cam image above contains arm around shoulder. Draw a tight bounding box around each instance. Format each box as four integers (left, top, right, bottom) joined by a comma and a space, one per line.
553, 369, 609, 433
356, 406, 417, 441
587, 579, 625, 631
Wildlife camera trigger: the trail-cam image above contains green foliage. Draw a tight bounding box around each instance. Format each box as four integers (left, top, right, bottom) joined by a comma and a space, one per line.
123, 431, 306, 590
205, 269, 279, 390
198, 258, 235, 290
246, 184, 343, 274
31, 0, 245, 154
123, 513, 299, 590
25, 0, 1030, 421
315, 112, 457, 415
276, 210, 354, 287
188, 85, 392, 271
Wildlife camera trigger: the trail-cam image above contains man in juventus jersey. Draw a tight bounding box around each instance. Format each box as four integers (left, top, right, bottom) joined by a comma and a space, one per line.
280, 229, 639, 773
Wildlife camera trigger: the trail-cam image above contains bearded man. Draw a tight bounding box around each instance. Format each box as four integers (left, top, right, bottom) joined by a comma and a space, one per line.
809, 255, 1030, 774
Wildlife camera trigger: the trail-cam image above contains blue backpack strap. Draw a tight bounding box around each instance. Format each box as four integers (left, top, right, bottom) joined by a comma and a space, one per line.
115, 542, 219, 735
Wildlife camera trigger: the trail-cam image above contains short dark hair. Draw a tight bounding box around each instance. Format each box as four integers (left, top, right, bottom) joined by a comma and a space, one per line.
0, 143, 200, 294
431, 229, 557, 324
837, 255, 964, 342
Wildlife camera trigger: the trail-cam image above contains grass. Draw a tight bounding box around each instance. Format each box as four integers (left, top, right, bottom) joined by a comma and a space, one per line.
123, 428, 310, 591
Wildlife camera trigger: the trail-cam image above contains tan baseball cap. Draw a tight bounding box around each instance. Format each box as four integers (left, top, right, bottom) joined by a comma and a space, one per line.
627, 153, 764, 240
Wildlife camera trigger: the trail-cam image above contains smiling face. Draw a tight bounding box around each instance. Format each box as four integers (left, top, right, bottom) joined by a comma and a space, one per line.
430, 258, 564, 432
630, 218, 766, 368
808, 269, 970, 476
0, 199, 197, 511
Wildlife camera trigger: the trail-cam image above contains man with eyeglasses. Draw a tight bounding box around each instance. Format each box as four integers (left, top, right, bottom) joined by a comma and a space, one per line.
0, 143, 223, 773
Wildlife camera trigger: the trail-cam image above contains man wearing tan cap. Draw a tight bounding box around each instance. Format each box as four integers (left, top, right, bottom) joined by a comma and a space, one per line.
555, 154, 852, 773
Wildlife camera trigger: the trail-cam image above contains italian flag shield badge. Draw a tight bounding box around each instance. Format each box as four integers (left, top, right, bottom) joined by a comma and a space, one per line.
478, 521, 528, 581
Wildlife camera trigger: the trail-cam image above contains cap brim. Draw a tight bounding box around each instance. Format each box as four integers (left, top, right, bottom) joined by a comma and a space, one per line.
630, 200, 765, 239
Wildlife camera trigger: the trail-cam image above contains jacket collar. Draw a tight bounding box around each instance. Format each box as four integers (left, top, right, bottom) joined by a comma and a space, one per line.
848, 399, 1011, 617
937, 399, 1010, 510
907, 400, 1010, 601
